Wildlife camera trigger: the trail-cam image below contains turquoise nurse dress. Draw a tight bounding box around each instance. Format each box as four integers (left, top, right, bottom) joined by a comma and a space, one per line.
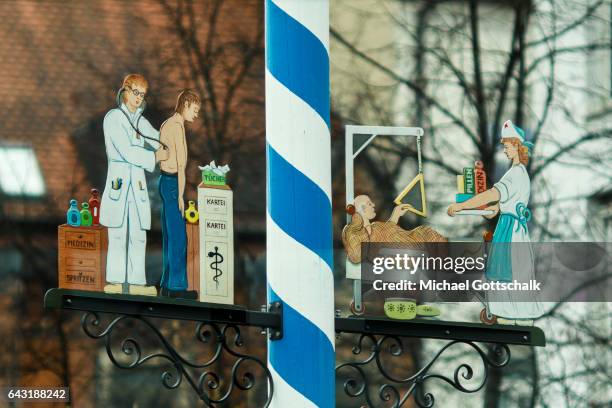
486, 164, 544, 319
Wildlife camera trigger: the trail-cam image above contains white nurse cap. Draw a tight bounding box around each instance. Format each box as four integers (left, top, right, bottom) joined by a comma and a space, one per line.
501, 119, 526, 142
501, 119, 534, 155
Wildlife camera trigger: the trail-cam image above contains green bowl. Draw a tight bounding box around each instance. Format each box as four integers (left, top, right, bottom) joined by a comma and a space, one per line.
416, 304, 441, 317
384, 298, 417, 320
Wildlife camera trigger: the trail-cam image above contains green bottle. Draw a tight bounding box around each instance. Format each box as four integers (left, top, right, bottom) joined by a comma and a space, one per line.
80, 202, 93, 227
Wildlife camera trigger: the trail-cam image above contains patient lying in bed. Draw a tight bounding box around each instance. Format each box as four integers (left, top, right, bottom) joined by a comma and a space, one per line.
342, 194, 447, 264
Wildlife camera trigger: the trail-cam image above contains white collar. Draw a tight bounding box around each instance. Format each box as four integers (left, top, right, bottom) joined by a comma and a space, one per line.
120, 103, 142, 118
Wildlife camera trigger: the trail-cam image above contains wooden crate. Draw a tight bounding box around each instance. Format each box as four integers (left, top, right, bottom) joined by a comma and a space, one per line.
186, 222, 200, 294
58, 224, 107, 292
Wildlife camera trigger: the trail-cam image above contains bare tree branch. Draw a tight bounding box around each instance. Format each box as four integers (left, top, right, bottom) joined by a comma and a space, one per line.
330, 26, 480, 144
532, 129, 612, 177
526, 0, 605, 48
469, 0, 488, 148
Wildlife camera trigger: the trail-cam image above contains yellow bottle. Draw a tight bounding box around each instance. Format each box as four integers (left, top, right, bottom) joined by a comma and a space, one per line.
185, 201, 199, 224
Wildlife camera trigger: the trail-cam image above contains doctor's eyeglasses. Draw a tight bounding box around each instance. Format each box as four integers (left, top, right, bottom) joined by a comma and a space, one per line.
126, 87, 147, 98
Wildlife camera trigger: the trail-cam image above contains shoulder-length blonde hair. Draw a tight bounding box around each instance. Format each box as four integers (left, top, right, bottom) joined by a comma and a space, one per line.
501, 137, 530, 165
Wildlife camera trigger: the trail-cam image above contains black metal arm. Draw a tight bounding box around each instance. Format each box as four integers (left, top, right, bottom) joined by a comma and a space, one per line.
336, 316, 545, 346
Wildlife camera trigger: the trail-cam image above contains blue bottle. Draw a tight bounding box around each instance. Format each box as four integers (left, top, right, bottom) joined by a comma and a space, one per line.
67, 199, 81, 227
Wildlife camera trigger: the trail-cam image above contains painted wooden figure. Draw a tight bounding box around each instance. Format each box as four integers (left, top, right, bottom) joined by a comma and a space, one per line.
157, 89, 201, 300
99, 73, 169, 296
447, 120, 544, 324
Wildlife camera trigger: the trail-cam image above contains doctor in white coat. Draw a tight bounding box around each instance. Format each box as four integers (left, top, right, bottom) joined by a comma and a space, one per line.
100, 74, 169, 295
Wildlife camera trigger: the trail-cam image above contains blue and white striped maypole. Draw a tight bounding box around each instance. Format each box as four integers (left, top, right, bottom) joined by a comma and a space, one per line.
265, 0, 334, 407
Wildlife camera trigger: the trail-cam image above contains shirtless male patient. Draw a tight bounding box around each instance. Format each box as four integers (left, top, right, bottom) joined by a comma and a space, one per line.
158, 89, 201, 299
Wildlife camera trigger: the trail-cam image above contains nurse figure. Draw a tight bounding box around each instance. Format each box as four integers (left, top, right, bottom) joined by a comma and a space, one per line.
447, 120, 544, 324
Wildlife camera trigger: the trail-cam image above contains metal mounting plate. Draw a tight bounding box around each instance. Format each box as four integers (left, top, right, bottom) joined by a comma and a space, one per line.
335, 316, 545, 346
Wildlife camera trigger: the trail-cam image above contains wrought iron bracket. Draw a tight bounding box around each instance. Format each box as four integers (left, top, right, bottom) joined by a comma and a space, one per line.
44, 288, 282, 407
335, 316, 545, 407
336, 334, 513, 408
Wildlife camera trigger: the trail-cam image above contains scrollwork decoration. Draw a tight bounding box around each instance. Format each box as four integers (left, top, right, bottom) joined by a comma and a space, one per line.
336, 333, 511, 408
80, 312, 273, 407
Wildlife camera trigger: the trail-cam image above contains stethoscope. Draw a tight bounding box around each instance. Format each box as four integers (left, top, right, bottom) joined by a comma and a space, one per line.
116, 89, 169, 150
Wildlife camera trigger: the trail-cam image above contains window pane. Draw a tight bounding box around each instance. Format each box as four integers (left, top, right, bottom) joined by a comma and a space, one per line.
0, 147, 46, 196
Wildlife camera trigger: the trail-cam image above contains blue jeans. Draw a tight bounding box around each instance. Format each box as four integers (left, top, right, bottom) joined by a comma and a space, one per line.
158, 173, 188, 290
